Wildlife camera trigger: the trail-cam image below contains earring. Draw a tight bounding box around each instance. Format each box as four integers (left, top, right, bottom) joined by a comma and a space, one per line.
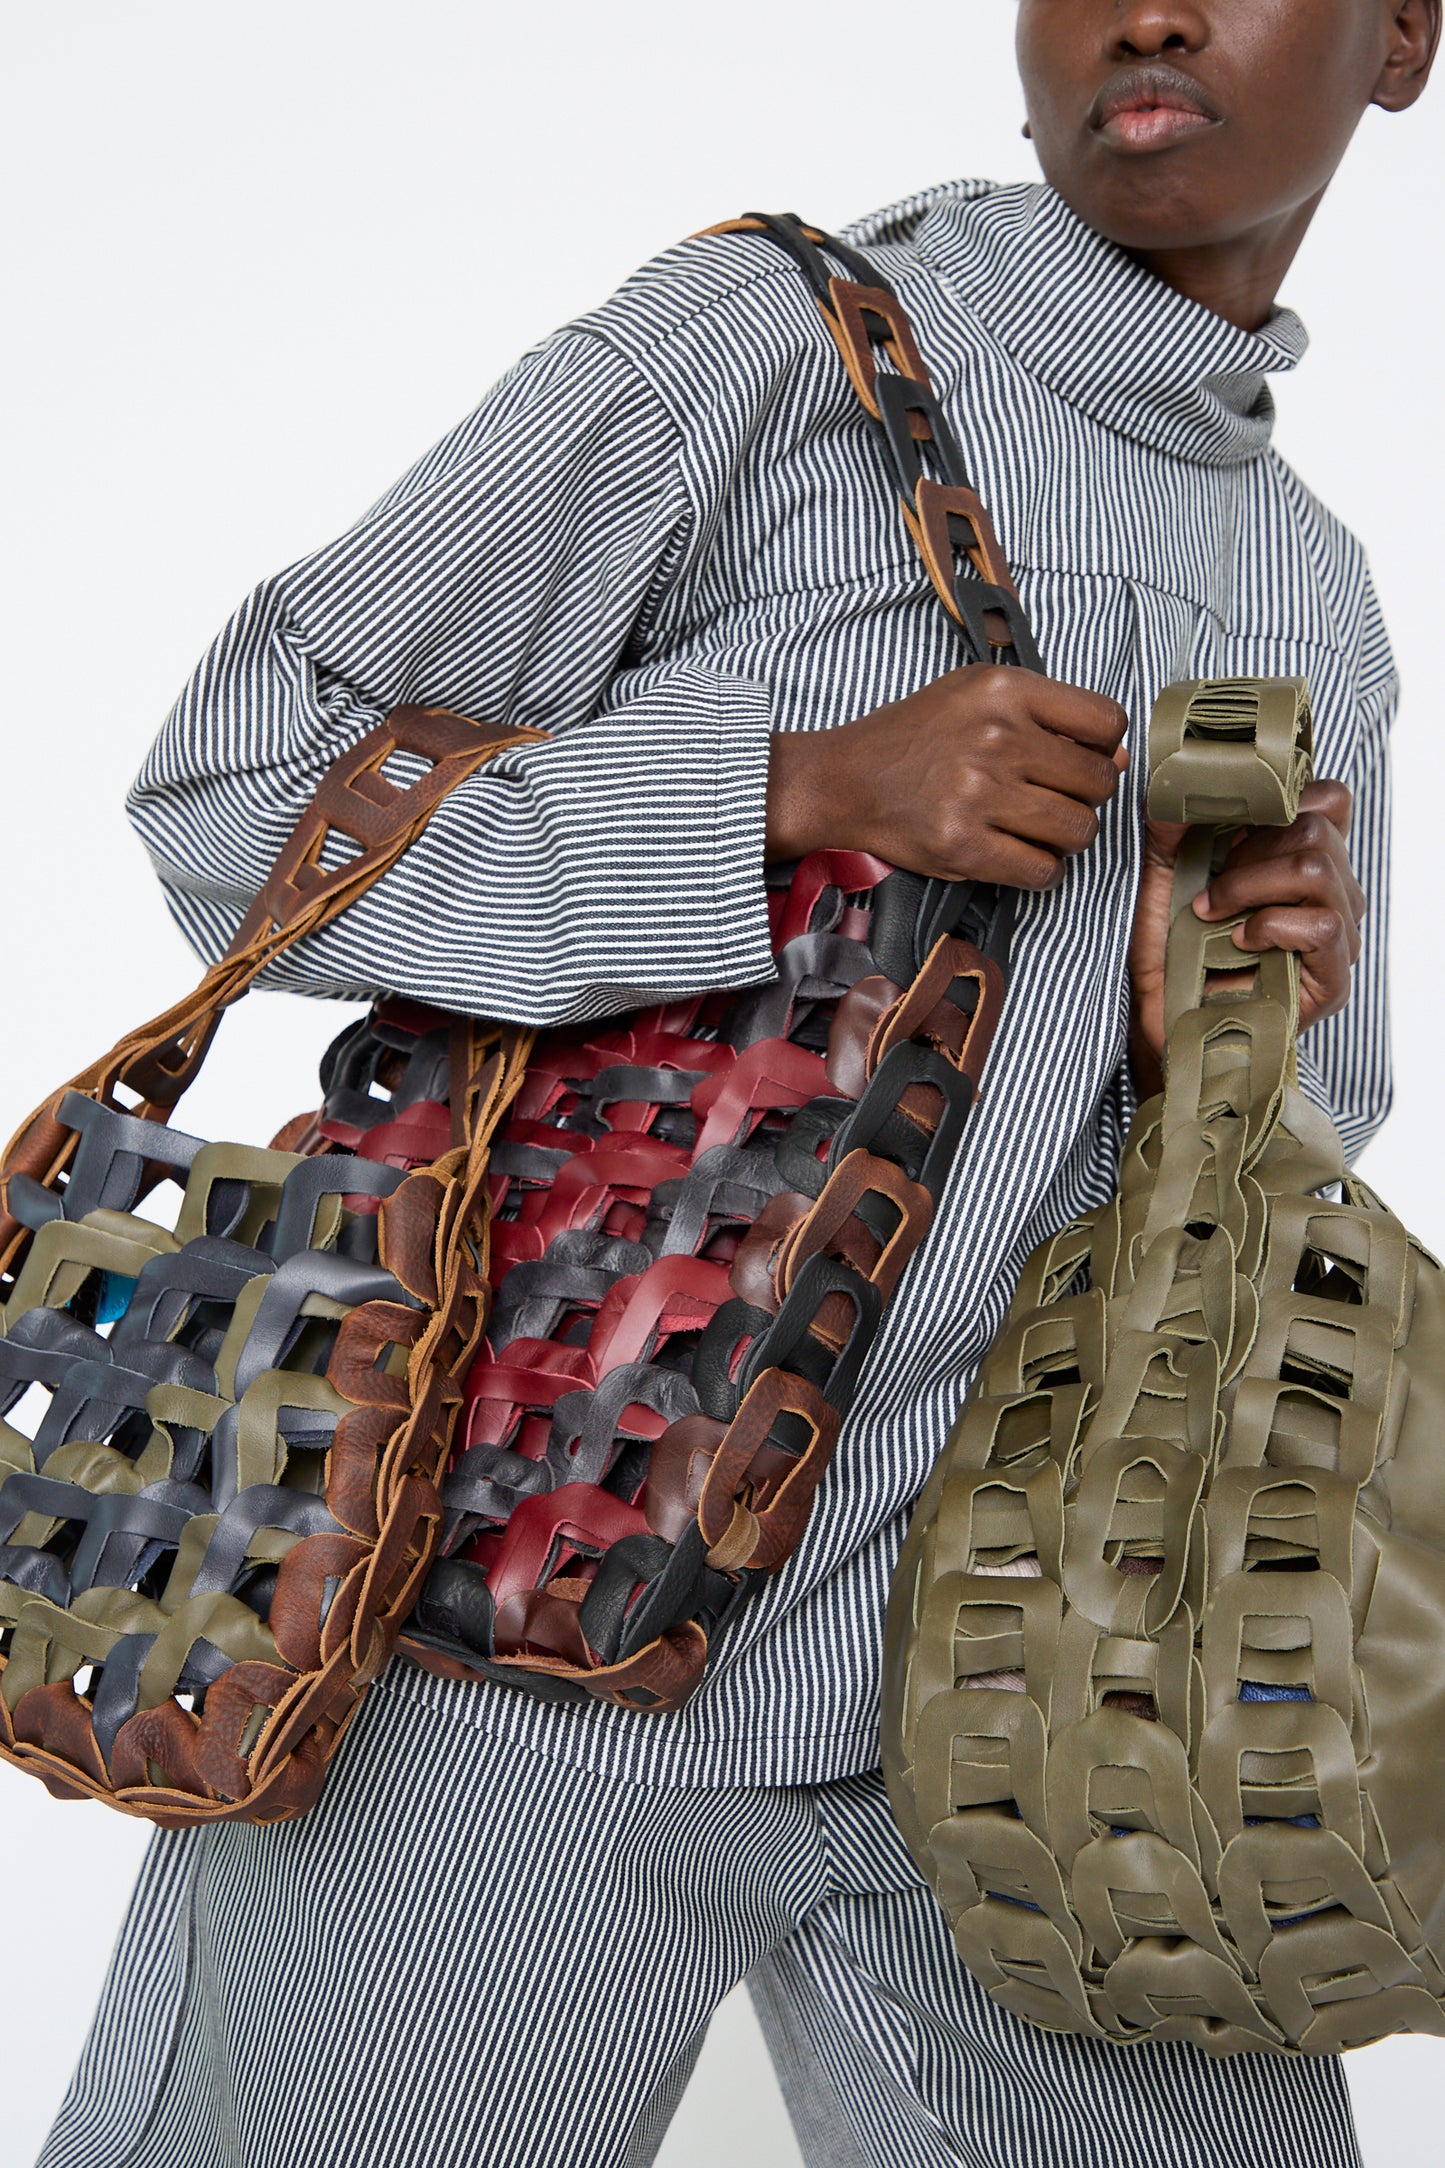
1021, 120, 1033, 139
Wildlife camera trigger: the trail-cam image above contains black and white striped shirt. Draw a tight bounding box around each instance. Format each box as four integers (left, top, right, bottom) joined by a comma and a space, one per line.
129, 178, 1396, 1788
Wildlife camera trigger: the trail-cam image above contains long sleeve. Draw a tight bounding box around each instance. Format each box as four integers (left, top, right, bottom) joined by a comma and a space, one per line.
127, 329, 779, 1025
1293, 576, 1396, 1164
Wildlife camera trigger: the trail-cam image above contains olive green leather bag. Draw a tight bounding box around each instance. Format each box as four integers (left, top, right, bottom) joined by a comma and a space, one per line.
882, 674, 1445, 2056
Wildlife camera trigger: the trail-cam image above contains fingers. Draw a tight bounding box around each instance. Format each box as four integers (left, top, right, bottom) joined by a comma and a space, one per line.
1201, 846, 1366, 933
1015, 670, 1130, 756
1231, 905, 1355, 1022
977, 831, 1070, 892
1021, 728, 1123, 809
1301, 778, 1353, 837
1214, 783, 1352, 857
1162, 779, 1366, 1032
1231, 905, 1354, 962
829, 665, 1132, 889
999, 780, 1102, 858
1197, 805, 1366, 929
985, 679, 1127, 871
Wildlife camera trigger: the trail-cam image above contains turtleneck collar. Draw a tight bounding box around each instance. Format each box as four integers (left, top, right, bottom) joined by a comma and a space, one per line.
855, 181, 1308, 470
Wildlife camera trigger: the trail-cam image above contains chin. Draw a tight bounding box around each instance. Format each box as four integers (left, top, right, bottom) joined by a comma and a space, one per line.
1054, 164, 1244, 258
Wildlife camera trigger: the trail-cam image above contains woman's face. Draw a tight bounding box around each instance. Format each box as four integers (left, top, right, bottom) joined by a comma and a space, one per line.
1015, 0, 1433, 257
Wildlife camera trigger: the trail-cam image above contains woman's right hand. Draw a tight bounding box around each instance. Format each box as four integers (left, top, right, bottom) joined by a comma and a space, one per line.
765, 664, 1129, 888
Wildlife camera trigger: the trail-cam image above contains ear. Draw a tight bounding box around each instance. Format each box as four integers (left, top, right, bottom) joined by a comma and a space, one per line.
1373, 0, 1441, 110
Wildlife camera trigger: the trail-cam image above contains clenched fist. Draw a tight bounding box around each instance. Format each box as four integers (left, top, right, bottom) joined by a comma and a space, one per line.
765, 665, 1129, 888
1129, 780, 1367, 1095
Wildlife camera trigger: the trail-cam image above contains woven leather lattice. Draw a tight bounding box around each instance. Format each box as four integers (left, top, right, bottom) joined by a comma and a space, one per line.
308, 852, 1007, 1711
883, 677, 1445, 2055
0, 710, 535, 1824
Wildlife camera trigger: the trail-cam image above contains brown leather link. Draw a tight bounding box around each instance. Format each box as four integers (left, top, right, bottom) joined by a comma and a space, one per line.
227, 706, 543, 955
823, 279, 933, 421
905, 480, 1018, 596
868, 935, 1007, 1083
696, 1369, 842, 1571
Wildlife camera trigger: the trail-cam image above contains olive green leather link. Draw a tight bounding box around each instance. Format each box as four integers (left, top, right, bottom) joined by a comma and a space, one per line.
882, 675, 1445, 2056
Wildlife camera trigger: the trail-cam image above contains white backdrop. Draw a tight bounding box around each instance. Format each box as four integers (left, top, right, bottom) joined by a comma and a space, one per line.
1, 4, 1441, 2161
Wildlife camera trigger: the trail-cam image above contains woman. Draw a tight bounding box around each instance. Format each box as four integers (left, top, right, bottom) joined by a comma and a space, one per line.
37, 3, 1436, 2162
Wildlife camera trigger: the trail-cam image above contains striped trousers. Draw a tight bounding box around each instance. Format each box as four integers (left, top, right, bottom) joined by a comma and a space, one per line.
38, 1658, 1361, 2168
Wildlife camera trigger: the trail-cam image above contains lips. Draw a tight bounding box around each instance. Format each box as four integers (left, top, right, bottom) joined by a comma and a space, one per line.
1090, 62, 1223, 151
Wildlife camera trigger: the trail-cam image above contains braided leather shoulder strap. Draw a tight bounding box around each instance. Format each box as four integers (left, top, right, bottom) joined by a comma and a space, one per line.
699, 213, 1042, 678
696, 212, 1042, 991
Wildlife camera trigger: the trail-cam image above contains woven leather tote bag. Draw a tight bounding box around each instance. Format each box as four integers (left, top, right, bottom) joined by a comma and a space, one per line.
882, 676, 1445, 2055
0, 707, 543, 1823
0, 212, 1042, 1810
279, 213, 1046, 1718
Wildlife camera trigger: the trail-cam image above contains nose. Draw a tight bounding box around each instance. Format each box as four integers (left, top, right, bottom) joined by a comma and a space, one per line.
1106, 1, 1209, 60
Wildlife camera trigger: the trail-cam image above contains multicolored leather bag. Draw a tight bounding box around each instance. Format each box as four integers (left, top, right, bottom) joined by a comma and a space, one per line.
0, 710, 541, 1822
0, 214, 1037, 1817
316, 212, 1041, 1716
883, 678, 1445, 2054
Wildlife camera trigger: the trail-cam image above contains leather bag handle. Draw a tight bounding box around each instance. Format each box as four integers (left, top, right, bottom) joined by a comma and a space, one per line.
0, 705, 545, 1269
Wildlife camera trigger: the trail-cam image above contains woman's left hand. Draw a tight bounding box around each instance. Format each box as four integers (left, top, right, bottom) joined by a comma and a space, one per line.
1128, 779, 1367, 1096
